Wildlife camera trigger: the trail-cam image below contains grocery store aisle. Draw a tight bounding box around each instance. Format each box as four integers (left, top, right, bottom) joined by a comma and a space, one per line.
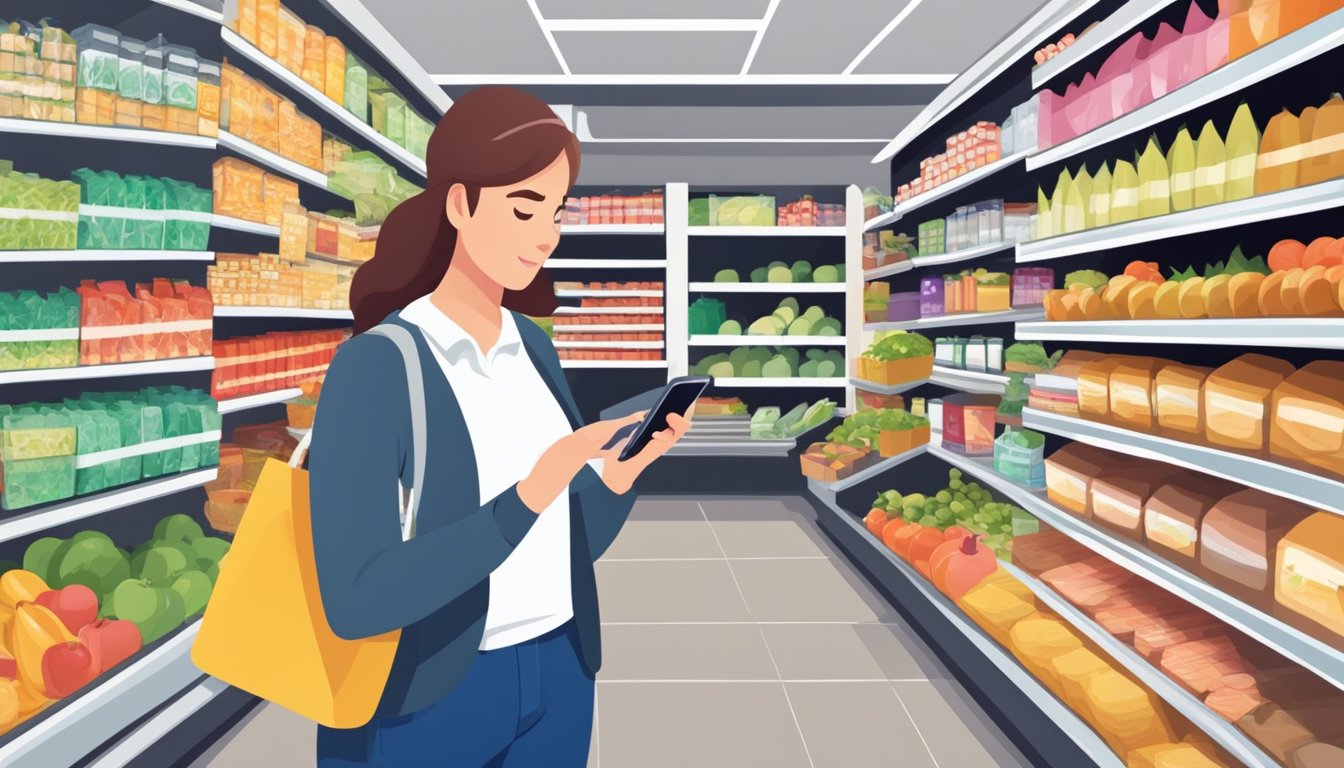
190, 495, 1030, 768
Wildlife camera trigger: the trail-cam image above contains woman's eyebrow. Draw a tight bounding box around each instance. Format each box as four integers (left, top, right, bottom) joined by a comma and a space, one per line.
507, 189, 546, 201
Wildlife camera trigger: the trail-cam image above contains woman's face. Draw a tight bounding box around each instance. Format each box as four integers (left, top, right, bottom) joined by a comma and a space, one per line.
449, 151, 569, 291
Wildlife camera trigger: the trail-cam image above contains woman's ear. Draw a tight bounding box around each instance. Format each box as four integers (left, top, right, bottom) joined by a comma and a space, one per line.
445, 183, 472, 228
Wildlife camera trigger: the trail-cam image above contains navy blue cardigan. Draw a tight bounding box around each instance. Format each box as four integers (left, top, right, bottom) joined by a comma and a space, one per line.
308, 311, 634, 719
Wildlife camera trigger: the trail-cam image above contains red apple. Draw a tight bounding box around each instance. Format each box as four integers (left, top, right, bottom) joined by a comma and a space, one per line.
78, 619, 142, 674
41, 641, 97, 698
0, 648, 15, 680
35, 585, 99, 635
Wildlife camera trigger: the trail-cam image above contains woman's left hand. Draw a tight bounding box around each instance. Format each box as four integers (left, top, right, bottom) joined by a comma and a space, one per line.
596, 411, 691, 494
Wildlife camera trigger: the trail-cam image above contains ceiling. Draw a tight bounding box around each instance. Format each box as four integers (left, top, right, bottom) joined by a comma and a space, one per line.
359, 0, 1052, 185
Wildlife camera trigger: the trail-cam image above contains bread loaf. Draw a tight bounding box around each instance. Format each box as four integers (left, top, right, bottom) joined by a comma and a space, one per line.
1045, 444, 1130, 517
1143, 474, 1238, 566
1201, 489, 1311, 601
1276, 512, 1344, 638
1109, 357, 1168, 430
1269, 360, 1344, 477
1089, 463, 1184, 540
1154, 363, 1212, 438
1203, 354, 1296, 452
1078, 357, 1124, 422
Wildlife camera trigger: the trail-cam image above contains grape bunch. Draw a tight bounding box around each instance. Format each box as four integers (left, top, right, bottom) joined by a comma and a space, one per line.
872, 468, 1037, 558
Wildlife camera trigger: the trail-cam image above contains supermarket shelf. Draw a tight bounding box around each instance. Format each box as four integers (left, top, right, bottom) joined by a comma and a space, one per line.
883, 151, 1031, 223
1001, 562, 1280, 768
552, 340, 663, 350
926, 443, 1344, 693
688, 282, 846, 294
212, 214, 281, 237
688, 226, 846, 237
214, 306, 353, 319
560, 224, 665, 235
929, 366, 1010, 394
848, 377, 927, 395
688, 335, 846, 347
553, 306, 663, 315
863, 209, 900, 232
910, 241, 1015, 269
1021, 407, 1344, 517
1031, 0, 1177, 89
317, 0, 453, 115
221, 28, 428, 178
559, 359, 667, 369
217, 131, 328, 189
554, 289, 663, 298
150, 0, 223, 21
552, 323, 665, 333
0, 117, 217, 149
1016, 318, 1344, 350
809, 444, 928, 493
0, 469, 218, 546
0, 357, 214, 386
1029, 8, 1344, 169
83, 677, 235, 768
546, 259, 668, 269
0, 250, 215, 263
808, 485, 1124, 768
866, 307, 1045, 331
217, 388, 304, 414
1017, 179, 1344, 262
667, 439, 797, 458
711, 377, 848, 388
861, 260, 914, 280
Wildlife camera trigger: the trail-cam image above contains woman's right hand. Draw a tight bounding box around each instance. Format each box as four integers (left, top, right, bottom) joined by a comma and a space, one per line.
517, 412, 646, 513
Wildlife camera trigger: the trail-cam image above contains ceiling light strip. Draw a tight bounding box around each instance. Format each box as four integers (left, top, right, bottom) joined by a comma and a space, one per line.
740, 0, 782, 75
572, 110, 886, 143
430, 74, 956, 85
543, 19, 765, 33
843, 0, 926, 75
525, 0, 571, 75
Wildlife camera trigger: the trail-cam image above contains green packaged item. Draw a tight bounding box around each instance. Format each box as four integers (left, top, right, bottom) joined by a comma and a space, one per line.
750, 407, 781, 439
709, 195, 774, 227
72, 24, 119, 91
992, 427, 1045, 489
687, 197, 710, 226
1168, 126, 1196, 212
344, 52, 368, 123
1110, 159, 1140, 224
2, 455, 76, 510
162, 44, 197, 109
120, 174, 148, 247
73, 167, 125, 249
138, 175, 168, 250
142, 37, 164, 108
917, 219, 945, 256
688, 297, 726, 336
118, 36, 144, 101
2, 407, 75, 461
0, 164, 79, 249
0, 288, 80, 371
163, 178, 211, 250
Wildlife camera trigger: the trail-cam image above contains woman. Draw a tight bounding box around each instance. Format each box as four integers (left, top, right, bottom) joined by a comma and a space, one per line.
309, 86, 687, 767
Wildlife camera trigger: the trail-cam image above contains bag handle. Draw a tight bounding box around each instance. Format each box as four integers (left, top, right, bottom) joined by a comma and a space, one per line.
295, 324, 428, 542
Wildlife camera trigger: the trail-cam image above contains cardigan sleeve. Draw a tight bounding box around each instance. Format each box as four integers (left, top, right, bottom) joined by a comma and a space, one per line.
308, 334, 538, 640
571, 464, 636, 561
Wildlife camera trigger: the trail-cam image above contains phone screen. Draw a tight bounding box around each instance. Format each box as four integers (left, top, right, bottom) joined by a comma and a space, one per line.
603, 376, 711, 461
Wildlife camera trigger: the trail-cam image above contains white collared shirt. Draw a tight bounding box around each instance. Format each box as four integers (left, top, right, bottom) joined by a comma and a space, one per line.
401, 294, 575, 650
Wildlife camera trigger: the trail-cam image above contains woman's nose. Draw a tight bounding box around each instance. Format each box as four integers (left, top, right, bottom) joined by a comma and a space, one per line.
536, 241, 554, 255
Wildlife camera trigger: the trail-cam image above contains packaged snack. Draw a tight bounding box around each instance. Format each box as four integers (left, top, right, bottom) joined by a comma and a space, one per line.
1203, 353, 1296, 452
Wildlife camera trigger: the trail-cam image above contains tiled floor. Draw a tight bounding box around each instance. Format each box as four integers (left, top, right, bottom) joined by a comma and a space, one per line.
191, 496, 1030, 768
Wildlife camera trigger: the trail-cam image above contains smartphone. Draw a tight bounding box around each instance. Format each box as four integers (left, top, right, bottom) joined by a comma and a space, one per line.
602, 376, 711, 461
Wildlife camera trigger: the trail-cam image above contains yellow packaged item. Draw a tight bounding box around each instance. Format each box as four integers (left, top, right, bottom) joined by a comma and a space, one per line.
1067, 165, 1093, 233
1228, 0, 1280, 60
1110, 160, 1140, 224
1049, 168, 1071, 238
263, 172, 300, 227
976, 569, 1036, 604
1052, 647, 1110, 709
1137, 135, 1171, 219
1089, 162, 1112, 228
276, 8, 305, 75
1036, 187, 1052, 240
1167, 126, 1196, 211
213, 157, 267, 223
302, 26, 325, 92
254, 86, 279, 152
1081, 670, 1173, 756
959, 584, 1037, 646
322, 37, 345, 105
1225, 102, 1260, 201
1193, 120, 1227, 207
1300, 93, 1344, 186
1255, 108, 1302, 194
236, 0, 258, 43
1008, 618, 1082, 691
256, 0, 279, 59
1276, 512, 1344, 638
280, 202, 308, 263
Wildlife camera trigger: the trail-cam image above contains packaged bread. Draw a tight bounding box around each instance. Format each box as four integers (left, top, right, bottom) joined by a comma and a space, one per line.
1154, 363, 1212, 438
960, 583, 1038, 646
1144, 474, 1238, 566
1276, 512, 1344, 638
1203, 354, 1296, 452
1109, 357, 1168, 431
1200, 489, 1311, 601
1080, 669, 1174, 756
1255, 108, 1302, 195
1269, 361, 1344, 477
1008, 618, 1083, 691
1045, 444, 1131, 516
1078, 357, 1124, 422
1089, 463, 1184, 539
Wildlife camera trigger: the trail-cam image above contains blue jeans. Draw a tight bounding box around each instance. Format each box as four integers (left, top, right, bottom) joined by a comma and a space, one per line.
317, 621, 595, 767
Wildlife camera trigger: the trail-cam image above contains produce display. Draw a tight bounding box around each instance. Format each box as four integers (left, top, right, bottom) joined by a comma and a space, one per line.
0, 19, 75, 123
706, 297, 840, 338
0, 160, 78, 249
1035, 95, 1344, 242
0, 288, 80, 372
229, 0, 433, 159
714, 260, 845, 285
750, 398, 836, 440
79, 279, 213, 365
1037, 2, 1344, 152
854, 331, 933, 385
862, 467, 1034, 562
555, 281, 663, 293
800, 407, 928, 482
862, 187, 893, 220
688, 194, 774, 227
775, 195, 844, 227
324, 151, 423, 225
862, 230, 914, 271
895, 121, 1003, 203
561, 191, 664, 226
205, 419, 299, 533
208, 252, 353, 310
210, 328, 346, 400
0, 387, 220, 510
691, 396, 747, 417
691, 346, 845, 379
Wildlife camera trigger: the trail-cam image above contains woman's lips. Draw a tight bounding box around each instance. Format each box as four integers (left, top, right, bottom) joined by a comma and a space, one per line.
517, 256, 541, 268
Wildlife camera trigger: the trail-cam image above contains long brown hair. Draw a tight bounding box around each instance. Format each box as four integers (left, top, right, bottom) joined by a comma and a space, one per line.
350, 86, 581, 334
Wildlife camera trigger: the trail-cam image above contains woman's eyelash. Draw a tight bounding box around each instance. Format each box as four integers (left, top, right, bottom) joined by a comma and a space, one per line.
514, 209, 533, 221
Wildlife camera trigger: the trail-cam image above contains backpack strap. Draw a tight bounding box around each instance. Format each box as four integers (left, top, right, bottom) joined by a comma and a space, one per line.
365, 324, 428, 542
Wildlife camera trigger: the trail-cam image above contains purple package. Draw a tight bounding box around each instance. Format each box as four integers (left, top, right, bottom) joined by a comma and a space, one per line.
888, 292, 921, 322
919, 277, 944, 318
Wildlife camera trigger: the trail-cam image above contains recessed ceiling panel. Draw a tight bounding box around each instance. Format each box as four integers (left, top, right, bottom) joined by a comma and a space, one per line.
535, 0, 771, 20
855, 0, 1050, 74
748, 0, 910, 74
554, 31, 757, 75
364, 0, 561, 75
581, 105, 921, 140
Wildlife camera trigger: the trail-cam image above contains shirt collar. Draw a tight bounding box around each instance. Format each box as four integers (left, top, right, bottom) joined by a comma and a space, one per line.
402, 294, 522, 370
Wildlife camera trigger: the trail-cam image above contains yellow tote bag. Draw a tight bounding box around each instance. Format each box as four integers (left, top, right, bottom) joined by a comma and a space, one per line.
193, 324, 426, 728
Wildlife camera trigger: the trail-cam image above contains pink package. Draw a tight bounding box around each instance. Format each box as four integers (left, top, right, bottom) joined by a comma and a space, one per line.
1126, 33, 1157, 115
1061, 74, 1099, 140
1036, 88, 1063, 149
1096, 32, 1145, 128
1147, 22, 1183, 100
1172, 1, 1217, 88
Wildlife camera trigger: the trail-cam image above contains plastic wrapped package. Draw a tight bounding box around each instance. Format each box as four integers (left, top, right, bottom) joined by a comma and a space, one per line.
279, 101, 322, 169
253, 84, 279, 151
114, 36, 144, 127
336, 217, 356, 261
220, 62, 252, 138
196, 58, 220, 136
301, 25, 325, 92
0, 288, 80, 371
0, 163, 79, 249
279, 201, 307, 262
72, 23, 119, 125
708, 194, 774, 227
142, 37, 166, 131
262, 172, 299, 227
163, 44, 198, 134
344, 52, 367, 123
163, 178, 212, 250
213, 157, 266, 223
0, 406, 77, 510
322, 36, 344, 104
235, 0, 258, 43
276, 7, 305, 74
256, 0, 279, 58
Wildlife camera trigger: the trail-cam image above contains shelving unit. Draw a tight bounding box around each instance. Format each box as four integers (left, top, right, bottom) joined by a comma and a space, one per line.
0, 357, 215, 386
0, 250, 215, 263
561, 224, 665, 235
554, 306, 664, 315
688, 226, 845, 237
554, 289, 664, 298
808, 444, 927, 493
216, 131, 329, 189
861, 260, 914, 280
552, 323, 664, 333
546, 259, 668, 269
0, 117, 217, 149
559, 360, 668, 369
216, 388, 304, 414
929, 366, 1009, 394
710, 377, 847, 389
1030, 0, 1175, 90
687, 282, 845, 294
865, 307, 1045, 332
553, 340, 662, 350
847, 377, 926, 395
688, 335, 846, 347
879, 150, 1031, 223
213, 307, 354, 319
1016, 318, 1344, 351
211, 215, 281, 237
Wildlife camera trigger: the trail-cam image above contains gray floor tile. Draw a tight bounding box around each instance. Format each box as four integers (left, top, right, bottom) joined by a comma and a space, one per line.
761, 622, 947, 681
729, 558, 893, 623
601, 520, 722, 560
598, 623, 777, 681
596, 560, 751, 623
785, 682, 936, 768
709, 519, 829, 558
627, 497, 706, 521
893, 680, 1033, 768
597, 682, 810, 768
190, 704, 314, 768
698, 495, 815, 521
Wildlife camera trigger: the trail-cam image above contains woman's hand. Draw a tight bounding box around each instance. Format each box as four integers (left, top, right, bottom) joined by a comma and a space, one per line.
517, 412, 647, 513
596, 411, 692, 495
